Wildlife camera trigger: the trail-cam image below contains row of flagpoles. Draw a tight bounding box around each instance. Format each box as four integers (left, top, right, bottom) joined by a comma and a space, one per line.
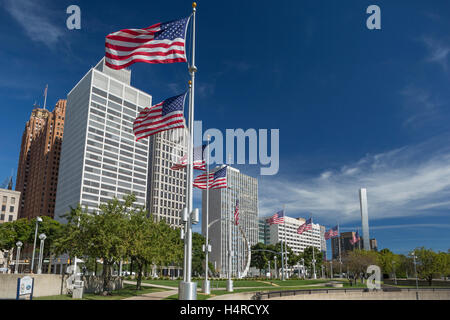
105, 3, 239, 299
266, 210, 362, 279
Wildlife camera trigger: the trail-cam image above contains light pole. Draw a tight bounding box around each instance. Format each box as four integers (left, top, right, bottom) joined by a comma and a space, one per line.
274, 256, 278, 279
392, 260, 397, 285
31, 216, 43, 273
412, 252, 419, 290
330, 260, 333, 279
321, 264, 325, 278
15, 241, 23, 274
37, 233, 46, 274
301, 258, 304, 279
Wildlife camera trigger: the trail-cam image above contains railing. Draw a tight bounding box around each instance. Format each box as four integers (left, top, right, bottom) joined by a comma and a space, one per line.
252, 287, 450, 300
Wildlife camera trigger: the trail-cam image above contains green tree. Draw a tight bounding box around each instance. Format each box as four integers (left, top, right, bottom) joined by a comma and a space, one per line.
192, 232, 206, 276
0, 218, 32, 250
250, 242, 271, 276
412, 247, 447, 285
300, 246, 323, 278
345, 249, 378, 284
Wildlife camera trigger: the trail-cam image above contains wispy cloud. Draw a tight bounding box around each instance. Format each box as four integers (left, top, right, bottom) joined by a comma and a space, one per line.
4, 0, 64, 47
259, 136, 450, 225
421, 36, 450, 71
400, 85, 445, 128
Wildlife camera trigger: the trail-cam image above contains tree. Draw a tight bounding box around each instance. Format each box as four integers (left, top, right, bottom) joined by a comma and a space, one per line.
300, 246, 323, 278
191, 232, 206, 277
0, 218, 32, 251
345, 249, 378, 284
250, 243, 271, 276
412, 247, 448, 285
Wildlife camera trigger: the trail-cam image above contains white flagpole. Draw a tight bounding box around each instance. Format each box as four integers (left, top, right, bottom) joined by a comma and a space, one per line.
202, 136, 211, 294
283, 205, 287, 281
337, 222, 342, 278
179, 2, 197, 301
311, 214, 316, 279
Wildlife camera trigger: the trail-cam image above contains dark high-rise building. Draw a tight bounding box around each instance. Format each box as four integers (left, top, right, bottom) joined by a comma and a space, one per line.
331, 231, 362, 260
15, 100, 66, 219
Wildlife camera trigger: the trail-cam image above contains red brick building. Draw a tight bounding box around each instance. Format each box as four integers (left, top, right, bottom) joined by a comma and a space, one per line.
15, 100, 66, 219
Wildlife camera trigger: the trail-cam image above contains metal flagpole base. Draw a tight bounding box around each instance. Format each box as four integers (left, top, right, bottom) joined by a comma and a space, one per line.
179, 281, 197, 300
226, 279, 233, 292
202, 280, 211, 294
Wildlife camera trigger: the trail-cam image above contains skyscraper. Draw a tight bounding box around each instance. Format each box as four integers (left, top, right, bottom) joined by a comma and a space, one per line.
359, 188, 370, 250
201, 166, 258, 278
147, 129, 187, 227
54, 59, 151, 219
16, 100, 66, 219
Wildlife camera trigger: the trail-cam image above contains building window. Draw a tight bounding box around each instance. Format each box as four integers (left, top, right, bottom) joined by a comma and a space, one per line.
0, 214, 4, 221
1, 205, 5, 212
8, 215, 13, 222
9, 206, 14, 213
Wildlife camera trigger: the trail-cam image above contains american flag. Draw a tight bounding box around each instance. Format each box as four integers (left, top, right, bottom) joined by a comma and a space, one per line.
350, 231, 360, 245
133, 93, 186, 141
297, 218, 312, 235
193, 166, 228, 190
266, 210, 285, 225
324, 225, 339, 240
171, 144, 207, 171
234, 199, 239, 226
105, 17, 190, 70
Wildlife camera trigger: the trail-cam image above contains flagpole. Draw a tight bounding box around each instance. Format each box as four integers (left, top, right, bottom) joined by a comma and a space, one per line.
202, 136, 211, 294
282, 205, 287, 281
337, 222, 342, 278
311, 214, 316, 279
226, 155, 233, 292
179, 2, 197, 301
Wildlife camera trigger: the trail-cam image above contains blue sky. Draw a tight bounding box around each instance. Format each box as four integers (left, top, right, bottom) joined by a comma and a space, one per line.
1, 0, 449, 256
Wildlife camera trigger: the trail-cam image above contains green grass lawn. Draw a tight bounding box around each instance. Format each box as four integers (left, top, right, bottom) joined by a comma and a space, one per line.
34, 284, 169, 300
142, 278, 339, 289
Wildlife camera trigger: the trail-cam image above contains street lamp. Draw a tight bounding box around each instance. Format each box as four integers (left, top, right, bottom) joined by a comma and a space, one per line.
301, 258, 305, 279
15, 241, 23, 274
274, 256, 278, 279
392, 260, 397, 285
37, 233, 46, 274
31, 216, 43, 273
412, 252, 419, 290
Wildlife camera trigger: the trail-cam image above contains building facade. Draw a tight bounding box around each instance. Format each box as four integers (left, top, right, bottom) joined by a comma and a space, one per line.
201, 166, 258, 278
54, 59, 151, 219
266, 216, 324, 255
146, 129, 187, 227
0, 188, 20, 223
15, 100, 66, 219
258, 217, 270, 244
330, 231, 362, 260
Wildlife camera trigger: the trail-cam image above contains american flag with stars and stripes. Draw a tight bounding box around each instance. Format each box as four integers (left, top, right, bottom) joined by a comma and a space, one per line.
171, 144, 207, 171
266, 210, 285, 225
193, 166, 228, 190
324, 225, 339, 240
105, 17, 190, 70
297, 218, 312, 235
234, 199, 239, 226
133, 93, 186, 141
350, 231, 360, 245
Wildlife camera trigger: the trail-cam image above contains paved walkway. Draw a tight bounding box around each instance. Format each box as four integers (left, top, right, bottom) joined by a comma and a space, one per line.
122, 280, 339, 300
122, 280, 177, 300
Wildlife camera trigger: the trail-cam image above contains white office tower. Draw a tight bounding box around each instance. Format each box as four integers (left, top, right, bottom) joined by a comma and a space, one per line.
359, 188, 370, 250
55, 59, 151, 219
268, 216, 323, 255
147, 129, 187, 226
201, 166, 258, 278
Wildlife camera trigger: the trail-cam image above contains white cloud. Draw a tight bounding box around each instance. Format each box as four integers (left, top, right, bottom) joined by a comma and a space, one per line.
421, 36, 450, 71
4, 0, 64, 47
259, 136, 450, 225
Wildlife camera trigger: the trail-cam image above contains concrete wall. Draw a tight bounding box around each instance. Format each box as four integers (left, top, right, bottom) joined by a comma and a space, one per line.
267, 290, 450, 300
384, 279, 450, 287
0, 274, 123, 299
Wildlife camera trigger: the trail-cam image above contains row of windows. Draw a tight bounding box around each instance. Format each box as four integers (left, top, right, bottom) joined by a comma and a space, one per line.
0, 214, 14, 222
1, 205, 15, 213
